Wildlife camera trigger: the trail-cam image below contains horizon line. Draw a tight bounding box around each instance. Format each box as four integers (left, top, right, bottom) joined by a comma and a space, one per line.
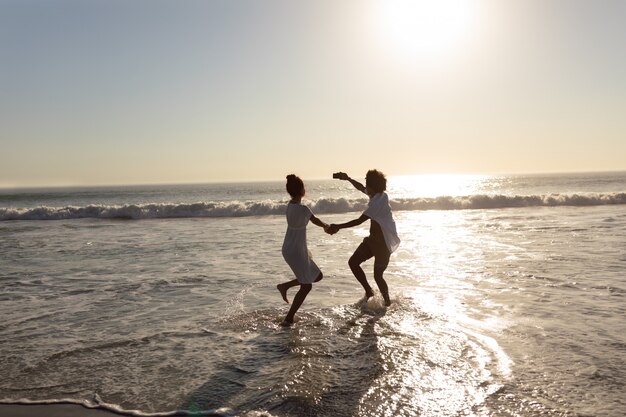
1, 169, 625, 191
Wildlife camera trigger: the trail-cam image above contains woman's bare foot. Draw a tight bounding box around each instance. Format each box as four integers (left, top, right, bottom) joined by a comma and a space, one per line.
277, 284, 289, 303
355, 289, 375, 307
382, 292, 391, 307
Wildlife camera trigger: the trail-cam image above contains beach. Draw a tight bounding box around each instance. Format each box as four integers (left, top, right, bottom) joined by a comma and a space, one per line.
2, 173, 625, 416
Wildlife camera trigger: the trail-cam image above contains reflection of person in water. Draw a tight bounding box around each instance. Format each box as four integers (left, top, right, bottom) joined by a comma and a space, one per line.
327, 170, 400, 306
277, 174, 329, 326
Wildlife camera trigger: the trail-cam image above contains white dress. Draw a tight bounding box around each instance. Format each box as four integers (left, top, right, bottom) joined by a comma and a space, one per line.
282, 202, 321, 284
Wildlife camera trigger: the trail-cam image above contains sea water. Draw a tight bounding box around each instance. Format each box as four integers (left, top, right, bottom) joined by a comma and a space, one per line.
1, 172, 625, 416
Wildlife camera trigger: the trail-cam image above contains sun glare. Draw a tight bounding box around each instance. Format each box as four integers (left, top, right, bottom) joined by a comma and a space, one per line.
390, 174, 489, 198
372, 0, 479, 64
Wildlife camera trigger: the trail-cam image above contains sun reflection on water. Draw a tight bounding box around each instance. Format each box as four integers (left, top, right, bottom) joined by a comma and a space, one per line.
389, 174, 493, 199
367, 208, 515, 414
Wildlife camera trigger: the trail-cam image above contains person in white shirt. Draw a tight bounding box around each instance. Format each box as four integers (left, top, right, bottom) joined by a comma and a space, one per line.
327, 170, 400, 306
277, 174, 330, 326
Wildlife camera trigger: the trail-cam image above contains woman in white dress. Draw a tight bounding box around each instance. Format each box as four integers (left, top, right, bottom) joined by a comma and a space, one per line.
277, 174, 329, 326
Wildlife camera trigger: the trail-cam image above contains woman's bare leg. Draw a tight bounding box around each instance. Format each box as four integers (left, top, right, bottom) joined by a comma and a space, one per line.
373, 264, 390, 306
349, 252, 374, 299
283, 283, 312, 324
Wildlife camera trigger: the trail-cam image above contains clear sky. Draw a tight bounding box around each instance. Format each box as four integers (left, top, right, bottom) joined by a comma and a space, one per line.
1, 0, 625, 187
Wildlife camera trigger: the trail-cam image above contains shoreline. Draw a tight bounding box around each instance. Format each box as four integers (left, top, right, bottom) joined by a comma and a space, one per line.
0, 404, 122, 417
0, 404, 224, 417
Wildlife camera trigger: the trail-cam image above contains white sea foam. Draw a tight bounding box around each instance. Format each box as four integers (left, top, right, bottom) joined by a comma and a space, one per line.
0, 397, 233, 416
390, 192, 626, 211
1, 193, 625, 220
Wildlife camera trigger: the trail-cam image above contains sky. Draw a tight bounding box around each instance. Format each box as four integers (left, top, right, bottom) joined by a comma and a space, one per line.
1, 0, 625, 187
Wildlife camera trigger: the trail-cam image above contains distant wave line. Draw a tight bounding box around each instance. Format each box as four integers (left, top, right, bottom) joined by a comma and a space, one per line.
390, 192, 626, 211
1, 193, 625, 220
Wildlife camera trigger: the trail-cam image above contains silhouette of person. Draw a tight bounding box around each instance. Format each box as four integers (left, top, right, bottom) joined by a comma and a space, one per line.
328, 170, 400, 306
277, 174, 329, 325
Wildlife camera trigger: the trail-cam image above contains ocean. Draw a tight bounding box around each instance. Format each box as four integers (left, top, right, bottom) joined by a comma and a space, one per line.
1, 172, 625, 417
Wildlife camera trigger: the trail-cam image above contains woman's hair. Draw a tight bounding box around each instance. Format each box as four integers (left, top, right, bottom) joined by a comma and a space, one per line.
286, 174, 305, 198
365, 169, 387, 193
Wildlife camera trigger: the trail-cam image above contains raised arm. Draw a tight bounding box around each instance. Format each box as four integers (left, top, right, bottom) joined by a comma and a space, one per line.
333, 172, 367, 194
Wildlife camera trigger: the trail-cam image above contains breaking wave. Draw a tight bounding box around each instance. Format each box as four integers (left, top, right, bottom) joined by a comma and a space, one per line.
1, 193, 625, 221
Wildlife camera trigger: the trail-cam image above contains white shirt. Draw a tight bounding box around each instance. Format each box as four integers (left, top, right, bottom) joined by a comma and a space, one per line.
363, 192, 400, 253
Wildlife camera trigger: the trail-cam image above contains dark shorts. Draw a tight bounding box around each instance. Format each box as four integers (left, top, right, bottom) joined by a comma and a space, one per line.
353, 237, 390, 269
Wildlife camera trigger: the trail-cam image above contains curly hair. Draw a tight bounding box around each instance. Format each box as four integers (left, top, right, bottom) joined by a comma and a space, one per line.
365, 169, 387, 193
286, 174, 305, 198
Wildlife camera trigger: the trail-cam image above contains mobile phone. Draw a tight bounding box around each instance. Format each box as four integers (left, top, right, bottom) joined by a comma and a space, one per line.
333, 172, 341, 179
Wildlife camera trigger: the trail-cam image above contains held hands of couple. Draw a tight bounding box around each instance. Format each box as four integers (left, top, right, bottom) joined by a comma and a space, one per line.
324, 224, 339, 235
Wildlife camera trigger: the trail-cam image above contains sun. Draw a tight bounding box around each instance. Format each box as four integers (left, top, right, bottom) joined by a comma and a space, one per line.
371, 0, 479, 64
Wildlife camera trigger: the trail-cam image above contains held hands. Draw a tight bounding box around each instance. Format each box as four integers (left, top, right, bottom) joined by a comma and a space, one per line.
324, 224, 339, 235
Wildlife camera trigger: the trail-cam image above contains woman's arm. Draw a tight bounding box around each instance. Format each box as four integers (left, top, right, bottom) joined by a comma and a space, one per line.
310, 214, 328, 229
328, 214, 369, 234
334, 172, 366, 194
